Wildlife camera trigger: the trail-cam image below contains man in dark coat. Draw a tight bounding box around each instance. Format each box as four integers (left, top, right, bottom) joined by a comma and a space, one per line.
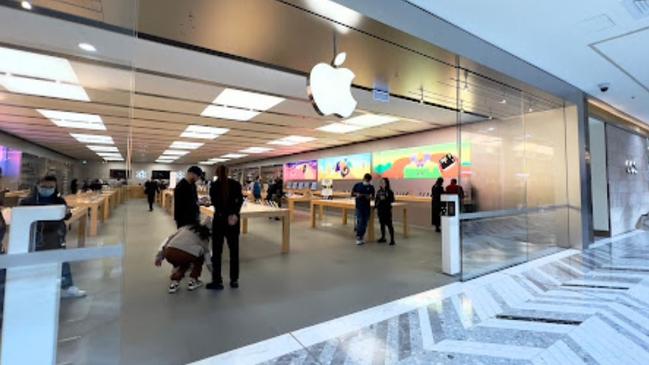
144, 179, 159, 212
173, 166, 202, 229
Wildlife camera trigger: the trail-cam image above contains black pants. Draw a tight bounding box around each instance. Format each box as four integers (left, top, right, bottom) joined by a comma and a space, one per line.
211, 218, 240, 283
147, 194, 155, 210
378, 210, 394, 242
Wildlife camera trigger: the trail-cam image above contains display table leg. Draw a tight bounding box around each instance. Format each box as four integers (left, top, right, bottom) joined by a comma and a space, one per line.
282, 214, 290, 253
78, 213, 87, 247
242, 218, 248, 234
403, 207, 409, 237
103, 200, 110, 220
342, 208, 347, 225
89, 205, 98, 236
368, 209, 376, 242
310, 203, 316, 228
319, 205, 324, 221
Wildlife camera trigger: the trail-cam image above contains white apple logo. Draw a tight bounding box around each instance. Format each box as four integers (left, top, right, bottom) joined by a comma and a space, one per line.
308, 52, 357, 118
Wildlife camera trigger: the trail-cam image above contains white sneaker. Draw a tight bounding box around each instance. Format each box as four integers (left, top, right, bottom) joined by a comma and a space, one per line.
168, 281, 180, 294
61, 286, 86, 299
188, 279, 203, 291
355, 239, 365, 245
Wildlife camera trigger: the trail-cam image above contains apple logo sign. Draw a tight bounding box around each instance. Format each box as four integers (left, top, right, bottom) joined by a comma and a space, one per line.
308, 52, 357, 118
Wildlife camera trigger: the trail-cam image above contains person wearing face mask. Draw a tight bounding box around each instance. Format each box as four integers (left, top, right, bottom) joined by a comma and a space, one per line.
351, 173, 375, 245
19, 175, 86, 299
173, 166, 202, 229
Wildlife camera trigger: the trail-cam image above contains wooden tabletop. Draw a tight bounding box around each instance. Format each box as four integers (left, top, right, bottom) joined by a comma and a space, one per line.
311, 198, 407, 208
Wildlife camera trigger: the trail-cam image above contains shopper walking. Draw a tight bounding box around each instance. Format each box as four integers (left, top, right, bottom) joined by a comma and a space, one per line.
351, 173, 375, 245
206, 165, 244, 290
375, 177, 396, 245
431, 177, 444, 232
155, 222, 212, 293
19, 175, 86, 299
144, 179, 159, 212
173, 166, 202, 229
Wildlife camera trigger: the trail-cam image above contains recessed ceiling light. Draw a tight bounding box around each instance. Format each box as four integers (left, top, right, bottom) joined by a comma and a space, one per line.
214, 88, 284, 112
103, 156, 124, 161
316, 123, 364, 134
240, 147, 273, 154
156, 159, 174, 164
209, 158, 229, 162
268, 135, 317, 146
344, 114, 398, 127
70, 133, 113, 144
78, 43, 97, 52
221, 153, 247, 159
87, 145, 118, 152
37, 109, 105, 130
0, 75, 89, 101
180, 125, 229, 139
169, 141, 204, 150
199, 161, 216, 165
21, 1, 32, 10
201, 105, 259, 121
162, 149, 189, 156
97, 152, 123, 158
201, 88, 284, 121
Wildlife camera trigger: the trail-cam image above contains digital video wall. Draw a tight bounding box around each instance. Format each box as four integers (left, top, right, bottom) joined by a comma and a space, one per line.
317, 153, 372, 180
0, 146, 22, 178
283, 160, 318, 181
372, 143, 472, 179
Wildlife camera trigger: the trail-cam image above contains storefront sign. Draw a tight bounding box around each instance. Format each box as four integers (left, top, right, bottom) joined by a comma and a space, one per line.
307, 52, 357, 118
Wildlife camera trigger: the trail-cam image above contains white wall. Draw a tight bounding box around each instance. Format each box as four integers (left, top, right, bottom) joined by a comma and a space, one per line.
589, 118, 610, 232
77, 162, 215, 185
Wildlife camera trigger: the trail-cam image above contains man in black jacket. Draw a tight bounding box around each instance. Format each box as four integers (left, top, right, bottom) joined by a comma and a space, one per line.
173, 166, 202, 229
206, 165, 244, 290
20, 175, 86, 299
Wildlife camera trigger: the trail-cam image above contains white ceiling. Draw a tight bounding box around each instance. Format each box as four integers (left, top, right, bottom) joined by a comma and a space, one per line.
407, 0, 649, 123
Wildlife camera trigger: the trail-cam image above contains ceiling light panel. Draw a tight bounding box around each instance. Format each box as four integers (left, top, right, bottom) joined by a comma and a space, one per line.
103, 157, 124, 161
214, 88, 284, 111
201, 105, 259, 121
96, 152, 122, 158
70, 133, 113, 144
37, 109, 105, 130
316, 123, 364, 134
162, 149, 189, 156
181, 125, 230, 139
344, 114, 399, 127
221, 153, 247, 159
268, 135, 317, 146
240, 147, 273, 154
170, 141, 204, 150
199, 161, 216, 165
0, 46, 80, 83
209, 158, 230, 162
87, 145, 118, 152
0, 75, 89, 101
156, 160, 174, 164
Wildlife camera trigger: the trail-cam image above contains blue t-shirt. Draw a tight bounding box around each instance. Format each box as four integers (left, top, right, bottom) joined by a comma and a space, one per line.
352, 182, 375, 210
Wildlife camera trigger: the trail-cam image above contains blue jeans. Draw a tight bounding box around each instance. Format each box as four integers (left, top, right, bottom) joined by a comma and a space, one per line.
61, 262, 73, 289
355, 208, 370, 240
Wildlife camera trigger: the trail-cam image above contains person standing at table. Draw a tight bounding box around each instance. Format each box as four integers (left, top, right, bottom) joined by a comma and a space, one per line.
445, 178, 465, 211
351, 173, 375, 246
70, 178, 78, 194
375, 177, 396, 245
252, 176, 262, 202
19, 175, 86, 299
207, 165, 244, 290
174, 166, 202, 229
144, 178, 159, 212
431, 177, 444, 232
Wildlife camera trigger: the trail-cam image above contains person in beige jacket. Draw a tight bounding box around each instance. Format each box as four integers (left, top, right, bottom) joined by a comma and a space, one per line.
155, 221, 212, 293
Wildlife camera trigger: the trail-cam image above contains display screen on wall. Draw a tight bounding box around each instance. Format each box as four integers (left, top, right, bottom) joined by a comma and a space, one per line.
109, 169, 127, 179
372, 143, 472, 179
318, 153, 372, 180
152, 170, 170, 180
0, 146, 22, 178
283, 160, 318, 181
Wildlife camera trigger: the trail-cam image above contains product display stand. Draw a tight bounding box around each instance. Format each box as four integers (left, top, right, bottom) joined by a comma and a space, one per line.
441, 194, 460, 275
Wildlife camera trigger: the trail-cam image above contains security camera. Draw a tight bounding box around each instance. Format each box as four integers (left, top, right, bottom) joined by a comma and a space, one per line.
598, 83, 610, 93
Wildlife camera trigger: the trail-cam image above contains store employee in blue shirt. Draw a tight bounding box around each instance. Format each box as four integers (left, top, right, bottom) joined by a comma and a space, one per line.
351, 173, 375, 245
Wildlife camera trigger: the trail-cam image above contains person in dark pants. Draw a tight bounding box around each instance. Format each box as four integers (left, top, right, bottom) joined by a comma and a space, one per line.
19, 175, 86, 299
70, 179, 78, 194
207, 165, 244, 290
144, 179, 159, 212
351, 173, 375, 245
431, 177, 444, 232
173, 166, 202, 229
375, 177, 396, 245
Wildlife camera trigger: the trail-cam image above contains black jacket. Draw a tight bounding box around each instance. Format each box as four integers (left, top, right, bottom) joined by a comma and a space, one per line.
174, 178, 199, 227
19, 188, 71, 251
375, 187, 395, 213
144, 180, 159, 196
210, 178, 243, 219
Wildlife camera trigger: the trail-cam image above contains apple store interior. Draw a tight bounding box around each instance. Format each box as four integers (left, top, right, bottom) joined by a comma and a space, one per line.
2, 1, 645, 365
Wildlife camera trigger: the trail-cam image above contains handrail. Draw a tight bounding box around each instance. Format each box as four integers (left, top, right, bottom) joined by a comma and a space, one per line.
459, 204, 577, 221
0, 245, 123, 269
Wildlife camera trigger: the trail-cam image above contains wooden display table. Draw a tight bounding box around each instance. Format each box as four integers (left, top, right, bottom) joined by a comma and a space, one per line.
64, 194, 107, 236
286, 194, 314, 221
395, 195, 431, 204
309, 199, 409, 241
2, 206, 88, 248
3, 190, 30, 207
200, 203, 290, 253
313, 191, 351, 199
101, 190, 119, 217
127, 185, 146, 199
161, 189, 174, 212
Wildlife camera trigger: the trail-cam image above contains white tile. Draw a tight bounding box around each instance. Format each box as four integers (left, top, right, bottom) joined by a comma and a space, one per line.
431, 340, 543, 360
187, 334, 303, 365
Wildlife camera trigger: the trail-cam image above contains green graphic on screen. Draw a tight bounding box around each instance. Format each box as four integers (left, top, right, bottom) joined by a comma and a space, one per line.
372, 143, 472, 179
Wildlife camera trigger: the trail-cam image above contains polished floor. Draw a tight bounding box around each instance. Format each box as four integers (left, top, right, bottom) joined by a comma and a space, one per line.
194, 231, 649, 364
119, 200, 455, 365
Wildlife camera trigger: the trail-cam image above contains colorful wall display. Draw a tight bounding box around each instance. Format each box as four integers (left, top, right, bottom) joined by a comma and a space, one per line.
318, 153, 372, 180
283, 160, 318, 181
372, 143, 472, 179
0, 146, 22, 178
